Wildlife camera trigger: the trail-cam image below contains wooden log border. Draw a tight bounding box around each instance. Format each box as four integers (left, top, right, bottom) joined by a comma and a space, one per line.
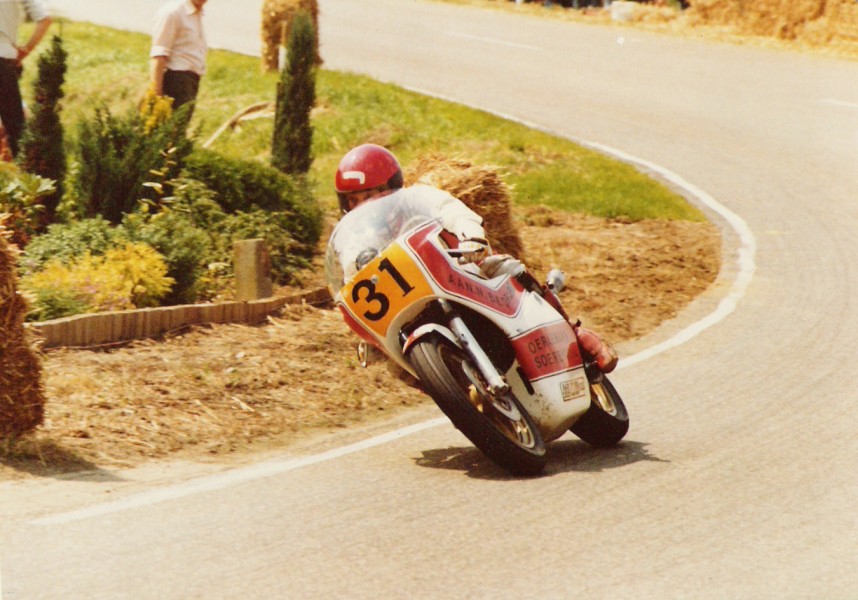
26, 288, 331, 349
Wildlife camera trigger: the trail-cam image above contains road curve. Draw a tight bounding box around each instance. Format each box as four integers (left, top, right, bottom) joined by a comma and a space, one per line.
3, 1, 858, 598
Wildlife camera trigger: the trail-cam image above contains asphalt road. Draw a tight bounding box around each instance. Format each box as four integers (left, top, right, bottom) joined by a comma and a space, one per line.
3, 1, 858, 598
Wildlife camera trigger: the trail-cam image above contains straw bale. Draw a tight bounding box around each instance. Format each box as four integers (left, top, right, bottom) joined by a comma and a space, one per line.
260, 0, 321, 72
688, 0, 855, 42
0, 216, 45, 438
404, 155, 525, 261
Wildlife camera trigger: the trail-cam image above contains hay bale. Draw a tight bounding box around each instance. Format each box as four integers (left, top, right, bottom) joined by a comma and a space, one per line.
687, 0, 850, 41
0, 215, 45, 438
404, 155, 525, 261
260, 0, 321, 72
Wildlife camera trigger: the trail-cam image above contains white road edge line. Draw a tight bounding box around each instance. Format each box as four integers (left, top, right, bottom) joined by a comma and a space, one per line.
31, 94, 756, 527
32, 418, 450, 526
583, 141, 757, 368
443, 31, 542, 52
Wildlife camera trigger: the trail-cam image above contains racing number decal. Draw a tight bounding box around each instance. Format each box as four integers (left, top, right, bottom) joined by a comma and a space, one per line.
351, 280, 388, 321
379, 258, 414, 295
342, 242, 433, 338
351, 258, 415, 321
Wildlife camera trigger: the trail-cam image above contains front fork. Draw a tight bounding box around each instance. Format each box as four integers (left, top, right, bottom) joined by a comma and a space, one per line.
437, 299, 510, 397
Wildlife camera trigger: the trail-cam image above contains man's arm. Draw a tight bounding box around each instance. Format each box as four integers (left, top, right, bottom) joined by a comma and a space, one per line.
149, 55, 168, 96
15, 16, 52, 65
149, 7, 179, 96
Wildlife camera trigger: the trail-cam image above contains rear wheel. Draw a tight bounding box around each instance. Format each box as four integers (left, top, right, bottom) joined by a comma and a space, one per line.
570, 375, 629, 447
408, 333, 546, 476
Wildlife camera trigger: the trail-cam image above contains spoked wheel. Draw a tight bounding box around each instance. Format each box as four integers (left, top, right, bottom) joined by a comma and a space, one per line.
408, 333, 546, 476
570, 374, 629, 447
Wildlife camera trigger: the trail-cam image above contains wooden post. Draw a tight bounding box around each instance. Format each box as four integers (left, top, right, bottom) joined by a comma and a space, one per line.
234, 239, 273, 301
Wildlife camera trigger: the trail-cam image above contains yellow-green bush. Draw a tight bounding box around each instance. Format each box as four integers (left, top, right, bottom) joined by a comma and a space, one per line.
139, 85, 174, 135
21, 242, 174, 320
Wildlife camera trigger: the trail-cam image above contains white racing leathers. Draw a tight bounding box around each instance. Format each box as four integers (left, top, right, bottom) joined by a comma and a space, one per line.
386, 184, 486, 241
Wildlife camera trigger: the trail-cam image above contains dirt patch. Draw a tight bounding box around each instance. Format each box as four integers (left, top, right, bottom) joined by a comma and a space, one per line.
0, 207, 720, 479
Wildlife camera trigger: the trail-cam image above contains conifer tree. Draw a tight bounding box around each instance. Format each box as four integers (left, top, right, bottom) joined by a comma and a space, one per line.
19, 35, 67, 228
271, 11, 316, 175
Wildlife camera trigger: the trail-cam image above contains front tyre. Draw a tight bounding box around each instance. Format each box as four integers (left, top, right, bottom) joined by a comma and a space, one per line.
570, 375, 629, 447
408, 333, 547, 476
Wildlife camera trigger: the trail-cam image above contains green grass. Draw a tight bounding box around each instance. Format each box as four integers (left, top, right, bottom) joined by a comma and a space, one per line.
20, 20, 704, 222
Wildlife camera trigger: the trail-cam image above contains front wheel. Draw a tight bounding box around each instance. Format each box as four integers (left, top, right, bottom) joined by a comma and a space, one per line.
408, 333, 547, 476
570, 375, 629, 447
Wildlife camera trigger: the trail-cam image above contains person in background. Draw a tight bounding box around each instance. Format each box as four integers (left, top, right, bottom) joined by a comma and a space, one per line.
149, 0, 208, 114
0, 0, 51, 158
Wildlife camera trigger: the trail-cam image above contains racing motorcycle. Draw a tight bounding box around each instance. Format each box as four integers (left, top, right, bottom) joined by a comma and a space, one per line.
325, 194, 629, 476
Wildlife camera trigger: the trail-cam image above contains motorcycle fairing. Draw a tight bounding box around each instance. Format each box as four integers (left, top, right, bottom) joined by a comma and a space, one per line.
336, 241, 435, 340
404, 222, 525, 318
509, 320, 585, 383
505, 318, 591, 440
505, 362, 590, 442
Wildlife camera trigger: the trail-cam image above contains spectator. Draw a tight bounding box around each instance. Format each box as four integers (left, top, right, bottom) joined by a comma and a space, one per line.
149, 0, 208, 114
0, 0, 51, 158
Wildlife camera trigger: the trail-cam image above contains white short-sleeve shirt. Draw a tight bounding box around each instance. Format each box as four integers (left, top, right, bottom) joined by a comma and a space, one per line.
0, 0, 50, 59
150, 0, 207, 76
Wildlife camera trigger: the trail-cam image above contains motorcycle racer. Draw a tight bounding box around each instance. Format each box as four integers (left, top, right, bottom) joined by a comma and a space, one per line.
333, 143, 617, 373
335, 143, 490, 262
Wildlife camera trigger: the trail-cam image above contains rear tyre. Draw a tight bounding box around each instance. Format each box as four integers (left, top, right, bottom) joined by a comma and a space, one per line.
408, 333, 546, 476
570, 375, 629, 447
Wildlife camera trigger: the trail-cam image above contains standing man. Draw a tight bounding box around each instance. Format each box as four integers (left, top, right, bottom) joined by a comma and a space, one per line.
150, 0, 208, 113
0, 0, 51, 158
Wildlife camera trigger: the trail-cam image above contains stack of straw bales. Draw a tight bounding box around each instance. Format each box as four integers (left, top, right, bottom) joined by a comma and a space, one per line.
0, 217, 45, 438
260, 0, 321, 72
688, 0, 857, 42
404, 155, 525, 261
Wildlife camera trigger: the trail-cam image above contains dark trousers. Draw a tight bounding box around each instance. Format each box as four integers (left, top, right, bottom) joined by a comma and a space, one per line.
163, 69, 201, 116
0, 58, 25, 158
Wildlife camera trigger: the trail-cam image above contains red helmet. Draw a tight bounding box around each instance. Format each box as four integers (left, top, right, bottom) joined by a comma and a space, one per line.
335, 144, 404, 213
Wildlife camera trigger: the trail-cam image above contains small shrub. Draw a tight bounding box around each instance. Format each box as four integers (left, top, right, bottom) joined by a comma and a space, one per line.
19, 215, 123, 274
20, 242, 174, 320
0, 164, 55, 248
121, 208, 214, 305
271, 10, 316, 175
70, 102, 194, 224
18, 34, 67, 227
183, 149, 322, 244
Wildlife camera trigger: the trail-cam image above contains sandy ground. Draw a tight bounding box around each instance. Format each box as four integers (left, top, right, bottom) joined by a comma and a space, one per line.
0, 208, 720, 480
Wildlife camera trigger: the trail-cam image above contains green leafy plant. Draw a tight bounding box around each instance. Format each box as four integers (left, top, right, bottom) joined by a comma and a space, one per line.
70, 102, 194, 224
18, 215, 123, 274
183, 149, 322, 246
0, 164, 54, 248
121, 207, 214, 306
20, 242, 174, 320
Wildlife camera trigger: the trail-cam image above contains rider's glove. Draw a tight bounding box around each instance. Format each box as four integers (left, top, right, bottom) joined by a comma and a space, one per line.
458, 237, 490, 264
